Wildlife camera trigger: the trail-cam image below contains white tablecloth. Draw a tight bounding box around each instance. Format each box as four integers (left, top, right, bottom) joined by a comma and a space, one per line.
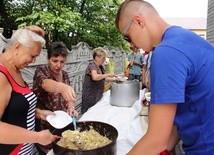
47, 89, 148, 155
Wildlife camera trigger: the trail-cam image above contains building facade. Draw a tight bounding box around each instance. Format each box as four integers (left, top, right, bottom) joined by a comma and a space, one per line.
207, 0, 214, 44
164, 18, 207, 39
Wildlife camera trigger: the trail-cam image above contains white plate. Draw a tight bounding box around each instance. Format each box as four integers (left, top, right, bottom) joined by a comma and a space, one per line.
117, 76, 128, 82
144, 92, 151, 102
46, 110, 72, 129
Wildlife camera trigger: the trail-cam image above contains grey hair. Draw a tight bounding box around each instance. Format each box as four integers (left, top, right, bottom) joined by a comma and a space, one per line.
4, 28, 46, 50
92, 47, 107, 59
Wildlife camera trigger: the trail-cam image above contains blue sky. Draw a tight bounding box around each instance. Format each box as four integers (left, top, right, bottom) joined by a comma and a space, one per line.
147, 0, 208, 18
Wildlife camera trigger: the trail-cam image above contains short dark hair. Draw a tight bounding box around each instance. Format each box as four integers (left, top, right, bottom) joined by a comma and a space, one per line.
115, 0, 137, 29
47, 42, 68, 59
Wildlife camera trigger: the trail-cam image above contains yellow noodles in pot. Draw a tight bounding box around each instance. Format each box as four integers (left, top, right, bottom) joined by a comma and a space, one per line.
57, 126, 112, 150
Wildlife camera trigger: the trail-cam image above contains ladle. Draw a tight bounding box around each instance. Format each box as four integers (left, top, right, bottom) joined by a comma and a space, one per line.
72, 116, 77, 130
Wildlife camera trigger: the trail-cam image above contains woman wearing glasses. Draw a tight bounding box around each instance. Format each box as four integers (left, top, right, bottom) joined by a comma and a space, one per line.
81, 47, 115, 114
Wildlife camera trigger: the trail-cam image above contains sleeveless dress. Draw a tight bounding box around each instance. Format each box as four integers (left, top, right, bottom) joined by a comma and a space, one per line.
0, 65, 37, 155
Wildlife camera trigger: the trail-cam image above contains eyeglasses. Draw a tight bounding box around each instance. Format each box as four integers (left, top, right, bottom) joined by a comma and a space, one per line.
97, 55, 106, 60
122, 19, 133, 43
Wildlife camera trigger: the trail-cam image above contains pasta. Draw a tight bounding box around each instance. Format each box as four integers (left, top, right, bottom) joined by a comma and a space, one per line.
57, 126, 112, 150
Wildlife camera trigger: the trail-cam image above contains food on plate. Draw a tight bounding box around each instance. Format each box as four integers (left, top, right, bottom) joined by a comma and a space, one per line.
57, 126, 112, 150
115, 74, 128, 82
118, 76, 128, 82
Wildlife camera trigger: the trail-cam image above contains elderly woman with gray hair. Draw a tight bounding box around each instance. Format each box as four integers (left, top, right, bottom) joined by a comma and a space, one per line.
0, 25, 55, 155
81, 47, 116, 114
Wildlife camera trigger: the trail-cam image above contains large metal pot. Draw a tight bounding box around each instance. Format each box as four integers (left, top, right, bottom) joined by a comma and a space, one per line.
52, 121, 118, 155
110, 80, 140, 107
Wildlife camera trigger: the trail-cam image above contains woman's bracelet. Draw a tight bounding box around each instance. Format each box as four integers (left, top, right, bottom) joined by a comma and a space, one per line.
67, 105, 75, 109
56, 83, 60, 93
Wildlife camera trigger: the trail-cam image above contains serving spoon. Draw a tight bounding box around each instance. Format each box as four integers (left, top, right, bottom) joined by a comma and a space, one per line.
72, 116, 77, 130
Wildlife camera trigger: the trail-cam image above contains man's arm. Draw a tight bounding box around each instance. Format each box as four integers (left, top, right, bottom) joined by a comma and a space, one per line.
167, 125, 180, 152
128, 103, 177, 155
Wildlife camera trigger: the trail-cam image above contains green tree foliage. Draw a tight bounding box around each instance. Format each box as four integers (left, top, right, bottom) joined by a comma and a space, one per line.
0, 0, 33, 37
0, 0, 130, 50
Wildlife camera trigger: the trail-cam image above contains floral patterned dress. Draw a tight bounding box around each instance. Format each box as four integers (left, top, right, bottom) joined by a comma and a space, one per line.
81, 62, 105, 114
32, 65, 71, 132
